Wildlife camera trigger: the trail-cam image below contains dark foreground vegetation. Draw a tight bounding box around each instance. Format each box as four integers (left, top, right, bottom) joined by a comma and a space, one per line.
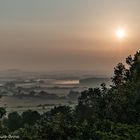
0, 51, 140, 140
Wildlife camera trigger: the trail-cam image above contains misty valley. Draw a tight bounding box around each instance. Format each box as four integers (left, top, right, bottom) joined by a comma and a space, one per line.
0, 70, 110, 114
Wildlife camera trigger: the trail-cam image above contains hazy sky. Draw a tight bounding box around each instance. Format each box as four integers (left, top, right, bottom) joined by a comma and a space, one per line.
0, 0, 140, 74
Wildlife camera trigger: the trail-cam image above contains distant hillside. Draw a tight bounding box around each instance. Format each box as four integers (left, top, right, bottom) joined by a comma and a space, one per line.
79, 77, 111, 87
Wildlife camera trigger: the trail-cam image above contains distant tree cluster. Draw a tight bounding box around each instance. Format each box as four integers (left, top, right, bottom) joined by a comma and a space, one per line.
0, 51, 140, 139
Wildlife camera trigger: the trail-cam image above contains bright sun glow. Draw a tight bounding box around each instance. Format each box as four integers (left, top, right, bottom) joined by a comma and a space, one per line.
116, 28, 126, 39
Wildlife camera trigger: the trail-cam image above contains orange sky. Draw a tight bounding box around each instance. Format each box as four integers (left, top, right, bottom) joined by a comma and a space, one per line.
0, 0, 140, 75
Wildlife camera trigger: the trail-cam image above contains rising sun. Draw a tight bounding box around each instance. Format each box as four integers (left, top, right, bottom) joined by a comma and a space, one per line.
116, 28, 126, 39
